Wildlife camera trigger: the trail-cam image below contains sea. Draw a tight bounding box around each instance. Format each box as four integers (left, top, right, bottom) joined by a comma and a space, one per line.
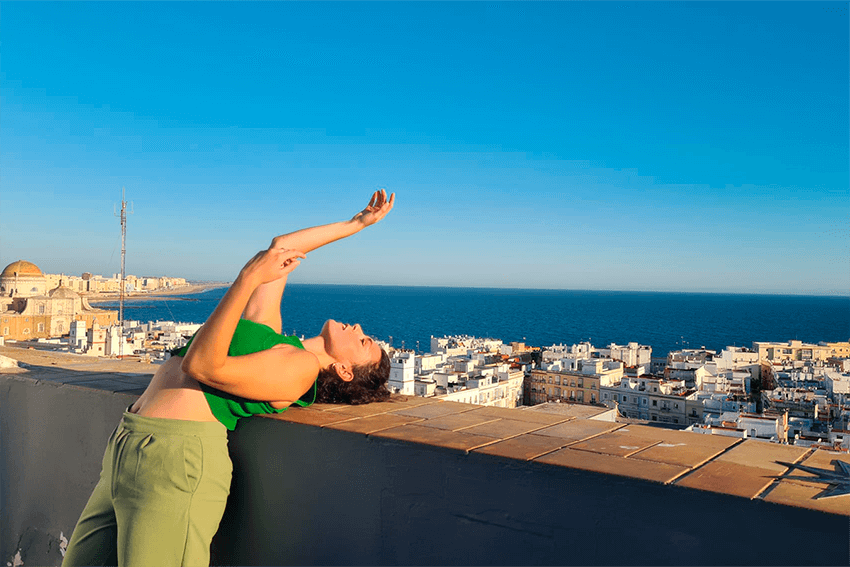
97, 285, 850, 357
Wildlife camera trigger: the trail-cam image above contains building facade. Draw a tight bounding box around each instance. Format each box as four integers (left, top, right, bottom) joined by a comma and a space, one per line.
601, 377, 694, 425
752, 340, 835, 363
0, 261, 118, 341
527, 370, 602, 406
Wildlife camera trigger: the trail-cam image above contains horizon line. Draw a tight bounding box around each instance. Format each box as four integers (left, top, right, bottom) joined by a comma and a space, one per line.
185, 281, 850, 299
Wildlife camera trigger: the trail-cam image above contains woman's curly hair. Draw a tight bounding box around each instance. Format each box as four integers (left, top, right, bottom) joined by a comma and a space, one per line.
315, 348, 391, 404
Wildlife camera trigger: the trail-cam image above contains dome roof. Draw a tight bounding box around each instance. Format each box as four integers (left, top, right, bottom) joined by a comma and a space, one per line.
49, 285, 80, 299
1, 260, 43, 278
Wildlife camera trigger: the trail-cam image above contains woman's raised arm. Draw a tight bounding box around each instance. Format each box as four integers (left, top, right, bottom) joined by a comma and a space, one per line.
271, 189, 395, 253
242, 190, 395, 332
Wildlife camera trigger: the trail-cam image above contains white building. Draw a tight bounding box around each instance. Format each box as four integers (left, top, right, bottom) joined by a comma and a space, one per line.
602, 376, 694, 425
69, 320, 87, 352
696, 370, 751, 397
825, 370, 850, 396
416, 353, 445, 374
714, 346, 760, 377
414, 378, 437, 397
430, 335, 503, 356
597, 342, 652, 368
104, 325, 122, 357
436, 369, 524, 408
389, 351, 416, 396
688, 411, 789, 443
85, 322, 107, 356
542, 342, 593, 362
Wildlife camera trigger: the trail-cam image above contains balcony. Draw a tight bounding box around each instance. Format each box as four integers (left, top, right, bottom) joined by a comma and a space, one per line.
2, 345, 849, 566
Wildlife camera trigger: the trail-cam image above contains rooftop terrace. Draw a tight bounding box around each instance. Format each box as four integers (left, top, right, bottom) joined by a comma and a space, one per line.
1, 345, 848, 566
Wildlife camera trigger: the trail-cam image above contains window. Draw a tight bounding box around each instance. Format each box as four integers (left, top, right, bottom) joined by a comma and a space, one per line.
2, 327, 7, 335
603, 393, 608, 400
674, 403, 679, 409
38, 305, 45, 314
37, 323, 44, 333
652, 400, 657, 407
642, 398, 647, 405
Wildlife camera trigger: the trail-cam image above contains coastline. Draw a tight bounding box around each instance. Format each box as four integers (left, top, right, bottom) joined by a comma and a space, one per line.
85, 282, 230, 303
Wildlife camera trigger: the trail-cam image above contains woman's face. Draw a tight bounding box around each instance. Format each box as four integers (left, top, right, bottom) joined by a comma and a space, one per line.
322, 319, 382, 368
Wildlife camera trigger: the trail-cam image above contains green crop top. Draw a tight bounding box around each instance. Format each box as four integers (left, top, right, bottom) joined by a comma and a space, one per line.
172, 319, 317, 430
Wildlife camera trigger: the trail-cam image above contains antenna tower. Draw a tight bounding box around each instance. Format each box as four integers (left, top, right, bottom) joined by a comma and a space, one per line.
114, 187, 133, 357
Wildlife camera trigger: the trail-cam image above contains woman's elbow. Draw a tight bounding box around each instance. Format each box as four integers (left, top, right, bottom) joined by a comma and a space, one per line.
181, 355, 210, 382
181, 354, 229, 387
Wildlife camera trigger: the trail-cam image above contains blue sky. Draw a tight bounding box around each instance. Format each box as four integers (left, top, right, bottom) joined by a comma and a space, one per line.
1, 2, 847, 295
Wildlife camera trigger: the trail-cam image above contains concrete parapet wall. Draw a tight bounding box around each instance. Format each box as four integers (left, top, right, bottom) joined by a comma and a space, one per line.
1, 375, 136, 566
215, 416, 848, 566
2, 374, 848, 566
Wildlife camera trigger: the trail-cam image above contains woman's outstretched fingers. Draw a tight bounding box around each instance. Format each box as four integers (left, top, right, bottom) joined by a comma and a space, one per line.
351, 188, 396, 227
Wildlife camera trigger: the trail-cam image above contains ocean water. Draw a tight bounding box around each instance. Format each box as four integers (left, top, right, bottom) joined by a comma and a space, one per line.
98, 285, 850, 357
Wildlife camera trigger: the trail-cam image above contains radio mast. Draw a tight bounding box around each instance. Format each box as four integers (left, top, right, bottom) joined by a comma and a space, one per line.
114, 187, 133, 357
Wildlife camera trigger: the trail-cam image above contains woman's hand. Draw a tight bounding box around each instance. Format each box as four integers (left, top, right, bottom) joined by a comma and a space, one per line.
351, 189, 395, 228
239, 247, 305, 286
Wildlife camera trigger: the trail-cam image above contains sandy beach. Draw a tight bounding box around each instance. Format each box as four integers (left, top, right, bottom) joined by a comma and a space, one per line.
85, 282, 230, 303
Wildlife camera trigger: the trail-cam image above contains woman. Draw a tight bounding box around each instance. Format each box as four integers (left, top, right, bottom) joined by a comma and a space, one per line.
63, 190, 395, 567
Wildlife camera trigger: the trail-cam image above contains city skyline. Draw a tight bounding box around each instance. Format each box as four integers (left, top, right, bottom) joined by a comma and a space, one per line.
1, 2, 847, 295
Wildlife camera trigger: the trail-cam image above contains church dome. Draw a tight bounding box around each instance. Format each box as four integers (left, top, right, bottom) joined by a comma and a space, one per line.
49, 285, 80, 299
1, 260, 43, 277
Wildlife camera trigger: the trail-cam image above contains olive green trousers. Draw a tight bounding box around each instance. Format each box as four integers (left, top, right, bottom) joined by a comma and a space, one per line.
63, 411, 231, 567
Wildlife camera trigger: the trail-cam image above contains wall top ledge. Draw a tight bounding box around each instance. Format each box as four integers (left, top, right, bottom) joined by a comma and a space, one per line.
269, 397, 850, 517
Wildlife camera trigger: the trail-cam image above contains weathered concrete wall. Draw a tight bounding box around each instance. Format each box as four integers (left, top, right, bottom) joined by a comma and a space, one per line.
1, 374, 134, 567
3, 374, 848, 566
214, 416, 849, 566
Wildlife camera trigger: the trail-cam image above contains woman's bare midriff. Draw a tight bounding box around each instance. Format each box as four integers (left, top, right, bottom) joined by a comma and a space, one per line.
129, 356, 219, 422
